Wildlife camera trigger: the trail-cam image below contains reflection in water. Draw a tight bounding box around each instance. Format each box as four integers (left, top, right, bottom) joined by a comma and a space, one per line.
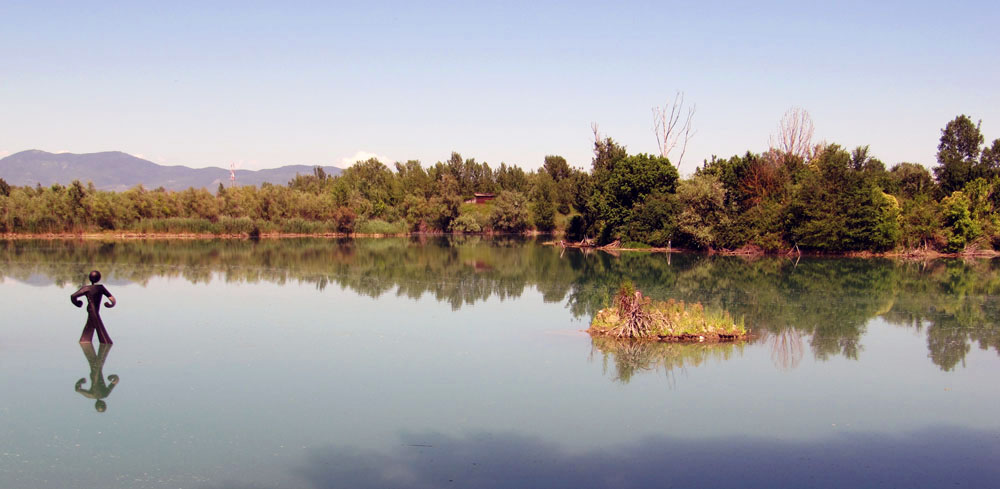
285, 428, 1000, 489
766, 329, 805, 371
75, 343, 119, 412
2, 237, 999, 371
590, 336, 748, 383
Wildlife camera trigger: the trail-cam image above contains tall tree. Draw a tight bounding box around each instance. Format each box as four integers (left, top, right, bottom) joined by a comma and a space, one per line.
542, 155, 571, 181
934, 115, 985, 194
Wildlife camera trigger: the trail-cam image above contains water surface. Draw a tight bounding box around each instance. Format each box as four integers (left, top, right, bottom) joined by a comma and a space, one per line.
1, 238, 998, 488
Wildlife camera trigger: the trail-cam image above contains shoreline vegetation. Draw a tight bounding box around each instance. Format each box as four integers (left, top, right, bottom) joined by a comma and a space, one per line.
3, 113, 1000, 256
588, 283, 749, 342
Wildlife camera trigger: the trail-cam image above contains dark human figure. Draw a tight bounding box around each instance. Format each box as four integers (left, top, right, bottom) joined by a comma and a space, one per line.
71, 270, 116, 344
75, 342, 119, 412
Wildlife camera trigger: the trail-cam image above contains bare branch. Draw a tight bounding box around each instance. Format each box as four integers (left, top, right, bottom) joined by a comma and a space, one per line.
769, 107, 815, 161
652, 91, 696, 170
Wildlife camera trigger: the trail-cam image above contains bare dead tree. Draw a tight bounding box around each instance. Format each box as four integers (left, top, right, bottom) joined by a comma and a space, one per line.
769, 107, 815, 161
652, 91, 696, 169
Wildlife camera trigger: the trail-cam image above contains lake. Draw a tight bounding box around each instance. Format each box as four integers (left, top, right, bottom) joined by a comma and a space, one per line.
1, 237, 998, 488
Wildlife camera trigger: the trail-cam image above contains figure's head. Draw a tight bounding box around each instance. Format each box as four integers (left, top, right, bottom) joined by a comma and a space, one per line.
95, 400, 107, 412
89, 270, 101, 284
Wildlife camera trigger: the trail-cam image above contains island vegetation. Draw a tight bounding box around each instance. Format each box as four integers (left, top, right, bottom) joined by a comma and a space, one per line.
2, 112, 999, 255
589, 282, 747, 341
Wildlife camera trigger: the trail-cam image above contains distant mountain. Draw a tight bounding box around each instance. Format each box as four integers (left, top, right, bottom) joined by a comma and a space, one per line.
0, 150, 342, 192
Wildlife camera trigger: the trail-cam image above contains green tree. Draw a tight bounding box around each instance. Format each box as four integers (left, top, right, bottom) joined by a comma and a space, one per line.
588, 138, 678, 243
788, 145, 900, 251
543, 155, 571, 181
489, 191, 530, 233
888, 162, 935, 199
940, 190, 980, 252
623, 193, 677, 247
934, 115, 985, 194
674, 173, 726, 249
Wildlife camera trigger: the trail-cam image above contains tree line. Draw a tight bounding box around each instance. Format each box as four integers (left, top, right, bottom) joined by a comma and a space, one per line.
2, 113, 999, 253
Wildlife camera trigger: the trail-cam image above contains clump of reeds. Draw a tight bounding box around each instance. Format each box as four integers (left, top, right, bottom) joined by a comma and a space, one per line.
589, 282, 747, 341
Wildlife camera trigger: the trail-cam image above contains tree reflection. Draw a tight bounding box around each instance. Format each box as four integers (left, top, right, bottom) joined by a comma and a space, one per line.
590, 336, 749, 383
766, 329, 804, 371
2, 238, 999, 371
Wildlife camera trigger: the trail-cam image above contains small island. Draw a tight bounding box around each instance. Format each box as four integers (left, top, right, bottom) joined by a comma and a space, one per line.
589, 283, 748, 342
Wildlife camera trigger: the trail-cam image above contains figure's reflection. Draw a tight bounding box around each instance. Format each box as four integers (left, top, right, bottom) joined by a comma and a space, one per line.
75, 342, 119, 412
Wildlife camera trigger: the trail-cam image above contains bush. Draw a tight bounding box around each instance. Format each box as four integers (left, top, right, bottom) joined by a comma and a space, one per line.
449, 213, 482, 233
489, 191, 530, 233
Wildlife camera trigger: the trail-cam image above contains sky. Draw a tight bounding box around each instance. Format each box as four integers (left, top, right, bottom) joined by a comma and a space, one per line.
1, 1, 997, 174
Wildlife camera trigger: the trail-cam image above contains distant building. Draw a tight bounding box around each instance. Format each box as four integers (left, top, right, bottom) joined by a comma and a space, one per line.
464, 193, 496, 205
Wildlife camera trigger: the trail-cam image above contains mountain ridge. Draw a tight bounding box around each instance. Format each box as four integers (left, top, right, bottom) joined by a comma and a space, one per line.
0, 150, 342, 191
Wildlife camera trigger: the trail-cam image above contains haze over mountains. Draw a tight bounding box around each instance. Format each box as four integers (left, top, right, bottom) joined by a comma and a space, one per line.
0, 150, 342, 192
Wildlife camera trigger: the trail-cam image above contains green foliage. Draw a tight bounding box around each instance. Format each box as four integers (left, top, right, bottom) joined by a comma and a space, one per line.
355, 218, 407, 235
788, 145, 900, 252
934, 115, 989, 194
674, 174, 726, 249
531, 198, 556, 232
588, 138, 678, 243
529, 172, 556, 232
543, 155, 571, 181
2, 121, 1000, 253
898, 194, 940, 249
449, 213, 483, 233
489, 191, 530, 233
941, 190, 980, 252
623, 193, 677, 247
888, 162, 935, 199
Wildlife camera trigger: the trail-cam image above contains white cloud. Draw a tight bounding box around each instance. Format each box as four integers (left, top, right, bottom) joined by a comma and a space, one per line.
340, 150, 388, 167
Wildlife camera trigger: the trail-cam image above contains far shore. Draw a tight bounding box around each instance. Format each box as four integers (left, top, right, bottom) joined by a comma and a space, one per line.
2, 231, 998, 259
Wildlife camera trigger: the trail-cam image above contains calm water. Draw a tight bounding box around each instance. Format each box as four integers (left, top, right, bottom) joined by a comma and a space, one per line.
1, 238, 998, 488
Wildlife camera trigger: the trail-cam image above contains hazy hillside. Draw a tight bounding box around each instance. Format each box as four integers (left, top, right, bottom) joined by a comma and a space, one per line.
0, 150, 342, 191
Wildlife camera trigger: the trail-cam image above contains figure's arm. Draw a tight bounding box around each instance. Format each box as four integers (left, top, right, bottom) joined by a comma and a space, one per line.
70, 288, 85, 308
75, 377, 87, 392
106, 375, 119, 393
102, 286, 116, 308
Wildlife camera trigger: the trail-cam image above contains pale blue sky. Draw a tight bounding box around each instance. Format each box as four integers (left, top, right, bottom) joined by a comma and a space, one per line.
1, 1, 997, 173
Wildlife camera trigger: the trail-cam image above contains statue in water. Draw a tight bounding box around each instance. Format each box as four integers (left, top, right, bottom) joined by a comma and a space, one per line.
71, 270, 117, 344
